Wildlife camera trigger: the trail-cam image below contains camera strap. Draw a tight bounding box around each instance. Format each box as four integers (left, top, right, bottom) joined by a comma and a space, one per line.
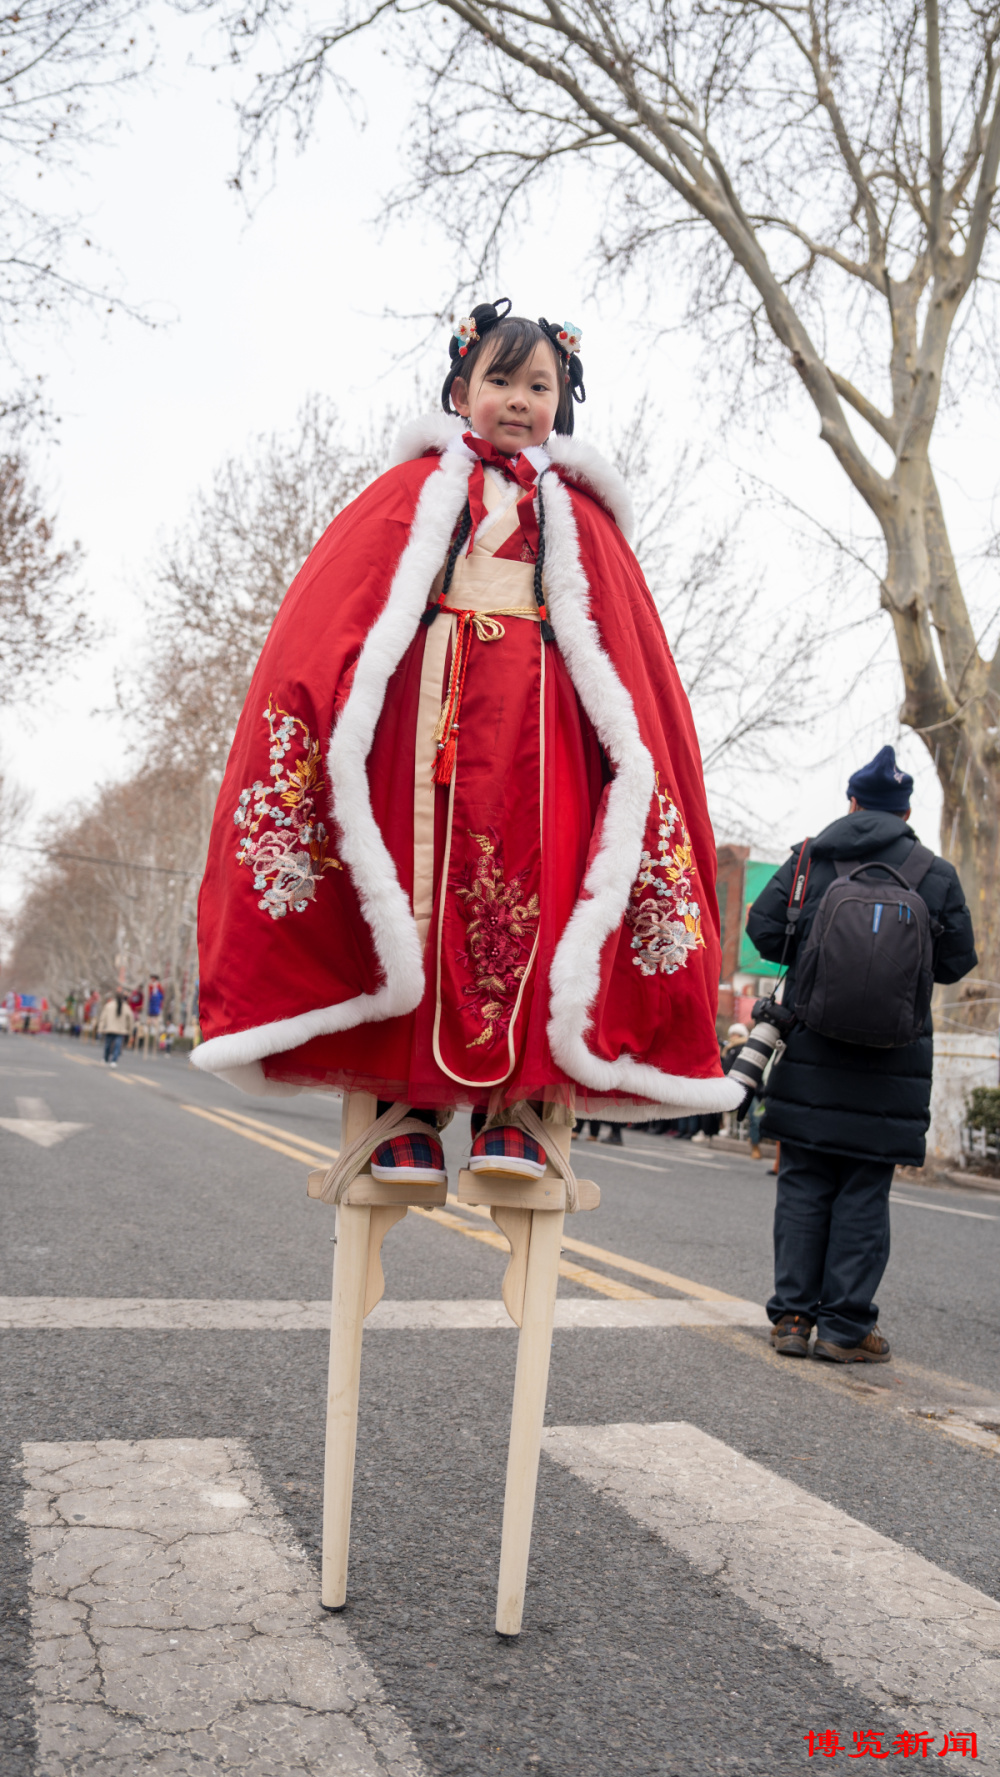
773, 838, 813, 982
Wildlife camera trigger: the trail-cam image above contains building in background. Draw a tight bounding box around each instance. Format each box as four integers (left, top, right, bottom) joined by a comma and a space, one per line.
716, 845, 782, 1031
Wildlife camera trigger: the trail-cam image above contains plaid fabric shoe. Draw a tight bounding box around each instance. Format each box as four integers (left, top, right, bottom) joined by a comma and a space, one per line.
370, 1131, 447, 1184
469, 1125, 546, 1179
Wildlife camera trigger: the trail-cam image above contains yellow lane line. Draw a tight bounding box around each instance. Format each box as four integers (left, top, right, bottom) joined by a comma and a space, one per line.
65, 1053, 163, 1087
412, 1205, 653, 1302
181, 1103, 323, 1167
445, 1194, 739, 1303
210, 1106, 339, 1158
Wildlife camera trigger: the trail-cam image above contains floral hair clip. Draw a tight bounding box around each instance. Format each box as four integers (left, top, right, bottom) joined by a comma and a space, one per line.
453, 316, 480, 358
538, 316, 586, 401
554, 323, 583, 355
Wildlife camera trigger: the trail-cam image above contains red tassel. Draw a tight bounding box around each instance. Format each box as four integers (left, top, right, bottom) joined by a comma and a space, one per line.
434, 732, 457, 784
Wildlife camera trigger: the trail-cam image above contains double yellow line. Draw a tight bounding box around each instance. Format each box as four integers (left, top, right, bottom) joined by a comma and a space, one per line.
182, 1102, 338, 1167
181, 1100, 743, 1307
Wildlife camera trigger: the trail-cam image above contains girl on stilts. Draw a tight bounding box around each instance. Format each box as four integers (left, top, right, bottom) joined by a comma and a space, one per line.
194, 301, 739, 1179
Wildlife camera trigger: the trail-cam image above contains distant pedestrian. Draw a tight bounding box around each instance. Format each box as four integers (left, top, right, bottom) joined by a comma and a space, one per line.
721, 1023, 764, 1160
746, 747, 976, 1364
581, 1120, 623, 1145
97, 992, 135, 1067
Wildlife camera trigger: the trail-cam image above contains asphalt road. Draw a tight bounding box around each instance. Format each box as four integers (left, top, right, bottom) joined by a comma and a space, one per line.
1, 1034, 998, 1775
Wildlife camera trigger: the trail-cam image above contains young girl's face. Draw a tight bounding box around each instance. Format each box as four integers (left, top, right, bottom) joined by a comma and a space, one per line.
451, 340, 562, 452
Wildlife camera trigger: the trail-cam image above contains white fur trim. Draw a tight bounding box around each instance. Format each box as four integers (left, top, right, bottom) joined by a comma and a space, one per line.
578, 1082, 743, 1120
391, 412, 465, 466
545, 434, 634, 542
392, 414, 633, 540
542, 472, 738, 1113
193, 451, 472, 1079
189, 1059, 304, 1097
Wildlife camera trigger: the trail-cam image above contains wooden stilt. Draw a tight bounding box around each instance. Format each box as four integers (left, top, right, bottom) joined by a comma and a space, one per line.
321, 1195, 370, 1610
494, 1202, 565, 1637
319, 1090, 445, 1610
315, 1088, 599, 1629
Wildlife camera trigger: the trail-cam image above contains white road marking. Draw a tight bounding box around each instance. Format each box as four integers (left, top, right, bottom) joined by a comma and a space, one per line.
581, 1148, 728, 1175
0, 1295, 769, 1330
622, 1140, 733, 1168
544, 1421, 1000, 1762
21, 1439, 425, 1777
892, 1194, 999, 1222
0, 1097, 90, 1149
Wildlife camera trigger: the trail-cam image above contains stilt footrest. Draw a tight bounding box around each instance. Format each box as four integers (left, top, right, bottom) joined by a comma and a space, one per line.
456, 1170, 599, 1211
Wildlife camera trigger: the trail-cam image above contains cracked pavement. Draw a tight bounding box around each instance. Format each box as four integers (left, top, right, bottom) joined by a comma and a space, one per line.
21, 1438, 423, 1776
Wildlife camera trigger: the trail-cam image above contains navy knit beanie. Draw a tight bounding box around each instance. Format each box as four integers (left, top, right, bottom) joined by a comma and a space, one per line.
846, 745, 913, 814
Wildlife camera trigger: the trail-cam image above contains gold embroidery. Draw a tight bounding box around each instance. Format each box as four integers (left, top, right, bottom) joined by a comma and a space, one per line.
234, 697, 341, 920
455, 831, 540, 1048
626, 776, 705, 976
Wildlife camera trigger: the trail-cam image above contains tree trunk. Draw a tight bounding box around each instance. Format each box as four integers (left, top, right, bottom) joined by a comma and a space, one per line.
882, 484, 998, 1030
934, 718, 1000, 1031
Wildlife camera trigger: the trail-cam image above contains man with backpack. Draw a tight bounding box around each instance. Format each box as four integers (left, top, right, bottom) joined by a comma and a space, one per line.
745, 746, 976, 1363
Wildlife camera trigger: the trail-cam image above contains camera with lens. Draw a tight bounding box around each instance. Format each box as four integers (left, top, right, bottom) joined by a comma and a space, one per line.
729, 996, 796, 1120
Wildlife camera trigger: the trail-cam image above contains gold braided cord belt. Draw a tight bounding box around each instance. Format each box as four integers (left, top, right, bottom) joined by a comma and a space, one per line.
432, 604, 542, 783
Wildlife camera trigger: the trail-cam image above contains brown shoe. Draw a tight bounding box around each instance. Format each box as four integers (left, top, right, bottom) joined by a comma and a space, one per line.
750, 1144, 762, 1161
814, 1327, 891, 1364
770, 1313, 814, 1357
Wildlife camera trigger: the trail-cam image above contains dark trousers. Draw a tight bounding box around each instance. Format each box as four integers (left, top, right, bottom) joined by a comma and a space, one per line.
766, 1140, 894, 1346
103, 1033, 124, 1064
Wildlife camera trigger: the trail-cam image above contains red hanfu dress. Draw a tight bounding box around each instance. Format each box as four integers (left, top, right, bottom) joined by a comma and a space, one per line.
193, 418, 740, 1122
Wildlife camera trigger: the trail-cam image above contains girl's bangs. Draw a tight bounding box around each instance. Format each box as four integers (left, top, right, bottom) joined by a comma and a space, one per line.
478, 318, 555, 380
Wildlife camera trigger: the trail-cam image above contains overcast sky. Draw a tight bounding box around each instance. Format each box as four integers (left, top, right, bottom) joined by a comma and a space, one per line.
1, 6, 997, 914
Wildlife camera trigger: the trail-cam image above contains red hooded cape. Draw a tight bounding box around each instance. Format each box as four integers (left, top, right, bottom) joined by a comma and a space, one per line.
193, 417, 740, 1118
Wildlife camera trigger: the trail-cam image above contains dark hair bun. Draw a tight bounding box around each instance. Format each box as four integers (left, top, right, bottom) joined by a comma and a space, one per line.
447, 297, 512, 365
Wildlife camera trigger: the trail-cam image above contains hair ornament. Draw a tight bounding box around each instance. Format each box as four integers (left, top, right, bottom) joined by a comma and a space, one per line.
453, 316, 479, 358
538, 315, 586, 405
447, 297, 512, 365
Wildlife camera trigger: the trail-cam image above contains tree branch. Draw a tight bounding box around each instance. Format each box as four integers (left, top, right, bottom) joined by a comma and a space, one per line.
828, 371, 898, 447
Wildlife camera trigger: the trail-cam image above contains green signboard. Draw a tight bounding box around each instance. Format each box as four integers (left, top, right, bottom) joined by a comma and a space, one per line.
737, 859, 783, 977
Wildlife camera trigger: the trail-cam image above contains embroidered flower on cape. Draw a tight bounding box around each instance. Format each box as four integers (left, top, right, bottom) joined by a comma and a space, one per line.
234, 697, 341, 919
626, 778, 705, 977
455, 831, 540, 1047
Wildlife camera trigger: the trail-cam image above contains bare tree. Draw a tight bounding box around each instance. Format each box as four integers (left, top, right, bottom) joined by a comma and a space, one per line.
0, 450, 89, 702
615, 404, 823, 764
215, 0, 1000, 1016
0, 0, 153, 335
2, 765, 207, 1023
135, 395, 390, 775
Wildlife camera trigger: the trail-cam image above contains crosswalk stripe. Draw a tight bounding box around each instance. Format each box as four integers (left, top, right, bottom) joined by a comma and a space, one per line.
544, 1421, 1000, 1756
0, 1296, 769, 1330
21, 1439, 426, 1776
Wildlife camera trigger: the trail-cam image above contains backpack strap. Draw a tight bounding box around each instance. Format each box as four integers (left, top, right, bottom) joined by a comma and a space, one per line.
833, 841, 935, 889
897, 840, 935, 890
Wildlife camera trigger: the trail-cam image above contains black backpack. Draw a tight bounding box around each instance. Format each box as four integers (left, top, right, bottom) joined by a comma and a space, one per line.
791, 841, 937, 1048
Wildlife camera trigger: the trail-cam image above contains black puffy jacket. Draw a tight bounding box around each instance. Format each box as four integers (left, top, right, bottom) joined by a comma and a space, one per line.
745, 811, 977, 1165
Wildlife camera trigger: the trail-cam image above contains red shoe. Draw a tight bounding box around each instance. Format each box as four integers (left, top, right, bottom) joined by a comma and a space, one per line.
371, 1130, 446, 1184
469, 1125, 546, 1179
